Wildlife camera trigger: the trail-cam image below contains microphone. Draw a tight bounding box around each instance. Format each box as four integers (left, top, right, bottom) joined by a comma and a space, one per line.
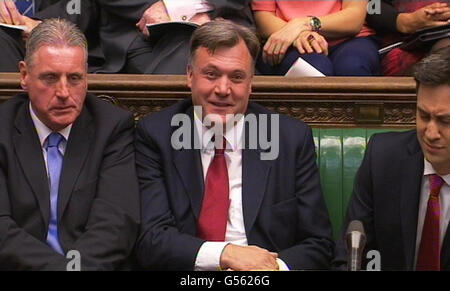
346, 220, 367, 271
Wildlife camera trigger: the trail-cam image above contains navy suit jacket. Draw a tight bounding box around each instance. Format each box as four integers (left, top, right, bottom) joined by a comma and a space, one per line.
334, 130, 450, 270
135, 99, 334, 270
0, 93, 140, 270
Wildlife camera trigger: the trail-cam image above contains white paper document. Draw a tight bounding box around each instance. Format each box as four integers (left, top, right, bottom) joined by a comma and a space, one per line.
0, 23, 27, 31
285, 57, 325, 77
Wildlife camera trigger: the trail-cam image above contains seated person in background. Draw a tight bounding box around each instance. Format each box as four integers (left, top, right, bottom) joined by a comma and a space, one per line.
333, 47, 450, 270
134, 20, 334, 270
368, 0, 450, 76
0, 0, 103, 72
96, 0, 254, 74
0, 18, 140, 270
251, 0, 380, 76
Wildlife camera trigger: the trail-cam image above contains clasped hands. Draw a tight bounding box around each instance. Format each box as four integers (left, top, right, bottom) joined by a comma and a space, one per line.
262, 17, 328, 66
0, 0, 41, 39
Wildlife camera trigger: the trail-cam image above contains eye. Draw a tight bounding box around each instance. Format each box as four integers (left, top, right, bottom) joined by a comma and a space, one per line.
231, 74, 245, 83
41, 74, 58, 84
69, 74, 83, 84
204, 71, 218, 79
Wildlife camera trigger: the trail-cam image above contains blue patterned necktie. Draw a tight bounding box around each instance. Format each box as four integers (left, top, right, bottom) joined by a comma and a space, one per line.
45, 132, 65, 255
15, 0, 35, 17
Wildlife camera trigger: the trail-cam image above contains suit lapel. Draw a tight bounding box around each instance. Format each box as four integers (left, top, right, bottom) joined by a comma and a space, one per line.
173, 107, 204, 219
242, 148, 271, 236
57, 106, 93, 219
13, 102, 51, 226
399, 137, 424, 270
441, 218, 450, 269
241, 107, 272, 236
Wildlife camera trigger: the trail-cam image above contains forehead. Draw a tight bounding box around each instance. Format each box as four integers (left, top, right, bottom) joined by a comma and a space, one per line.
192, 41, 253, 72
417, 84, 450, 112
29, 45, 87, 71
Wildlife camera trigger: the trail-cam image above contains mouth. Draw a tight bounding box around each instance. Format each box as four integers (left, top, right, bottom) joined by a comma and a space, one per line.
209, 101, 232, 108
51, 106, 76, 113
424, 141, 444, 153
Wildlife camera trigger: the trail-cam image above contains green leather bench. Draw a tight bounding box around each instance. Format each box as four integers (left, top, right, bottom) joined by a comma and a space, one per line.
312, 128, 407, 239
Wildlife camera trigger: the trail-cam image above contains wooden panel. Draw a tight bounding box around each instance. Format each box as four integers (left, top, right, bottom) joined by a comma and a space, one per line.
0, 73, 417, 127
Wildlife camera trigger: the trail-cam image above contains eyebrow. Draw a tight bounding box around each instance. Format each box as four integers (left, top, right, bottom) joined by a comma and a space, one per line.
417, 106, 450, 119
201, 64, 247, 75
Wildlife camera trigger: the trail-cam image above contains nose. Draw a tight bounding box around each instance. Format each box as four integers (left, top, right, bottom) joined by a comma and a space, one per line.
425, 120, 440, 142
214, 76, 231, 97
55, 76, 70, 99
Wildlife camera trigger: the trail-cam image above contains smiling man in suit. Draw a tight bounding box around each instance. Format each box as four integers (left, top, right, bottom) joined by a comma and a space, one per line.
333, 47, 450, 270
134, 20, 334, 271
0, 18, 140, 270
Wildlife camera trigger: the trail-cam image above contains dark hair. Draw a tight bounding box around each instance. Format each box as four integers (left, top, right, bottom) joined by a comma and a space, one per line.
414, 46, 450, 87
189, 19, 260, 66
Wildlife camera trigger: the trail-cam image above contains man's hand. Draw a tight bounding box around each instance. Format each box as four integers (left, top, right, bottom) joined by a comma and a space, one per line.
190, 12, 211, 26
397, 2, 450, 34
136, 1, 170, 37
21, 16, 41, 40
262, 17, 310, 66
0, 0, 24, 25
219, 244, 279, 271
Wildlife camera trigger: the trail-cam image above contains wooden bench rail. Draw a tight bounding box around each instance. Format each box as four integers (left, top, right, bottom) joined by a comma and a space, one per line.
0, 73, 417, 127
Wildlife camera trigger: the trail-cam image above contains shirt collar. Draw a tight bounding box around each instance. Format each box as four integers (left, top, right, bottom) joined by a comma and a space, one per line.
29, 102, 72, 147
193, 109, 244, 152
423, 158, 450, 186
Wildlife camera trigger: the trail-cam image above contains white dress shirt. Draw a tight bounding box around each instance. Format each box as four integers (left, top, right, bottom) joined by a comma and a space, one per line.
193, 113, 289, 271
29, 103, 71, 174
414, 159, 450, 268
163, 0, 214, 22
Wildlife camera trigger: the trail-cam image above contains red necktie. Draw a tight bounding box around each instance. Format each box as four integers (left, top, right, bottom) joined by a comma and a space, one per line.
416, 174, 445, 271
197, 137, 230, 241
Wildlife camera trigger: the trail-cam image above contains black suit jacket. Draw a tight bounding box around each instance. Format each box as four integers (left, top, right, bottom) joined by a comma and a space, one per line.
333, 130, 450, 270
94, 0, 255, 73
0, 0, 103, 72
0, 93, 140, 270
135, 99, 334, 270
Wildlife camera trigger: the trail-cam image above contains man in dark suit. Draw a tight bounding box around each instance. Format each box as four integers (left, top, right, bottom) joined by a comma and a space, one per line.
95, 0, 254, 74
0, 18, 140, 270
334, 47, 450, 270
134, 20, 334, 270
0, 0, 102, 72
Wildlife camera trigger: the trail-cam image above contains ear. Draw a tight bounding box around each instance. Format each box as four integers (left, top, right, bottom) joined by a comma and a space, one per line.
186, 64, 193, 89
19, 61, 28, 90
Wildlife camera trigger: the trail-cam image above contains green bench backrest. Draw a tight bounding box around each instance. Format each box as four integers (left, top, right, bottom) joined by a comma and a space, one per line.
312, 128, 407, 239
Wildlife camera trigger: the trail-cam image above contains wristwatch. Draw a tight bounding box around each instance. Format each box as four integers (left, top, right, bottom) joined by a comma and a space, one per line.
308, 16, 322, 32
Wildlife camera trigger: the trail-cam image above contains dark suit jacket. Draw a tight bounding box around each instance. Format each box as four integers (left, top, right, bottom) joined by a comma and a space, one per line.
94, 0, 255, 73
0, 0, 103, 72
333, 130, 450, 270
135, 99, 334, 270
0, 93, 140, 270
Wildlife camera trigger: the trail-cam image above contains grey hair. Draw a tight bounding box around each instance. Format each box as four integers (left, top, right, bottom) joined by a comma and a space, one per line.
25, 18, 88, 67
414, 46, 450, 87
188, 19, 260, 67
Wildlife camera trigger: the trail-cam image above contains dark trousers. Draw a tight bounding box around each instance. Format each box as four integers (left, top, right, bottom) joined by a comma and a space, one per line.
257, 36, 381, 76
